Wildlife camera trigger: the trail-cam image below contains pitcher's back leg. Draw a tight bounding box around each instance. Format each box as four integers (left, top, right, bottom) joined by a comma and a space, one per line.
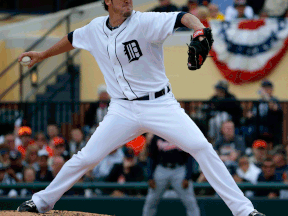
33, 113, 144, 213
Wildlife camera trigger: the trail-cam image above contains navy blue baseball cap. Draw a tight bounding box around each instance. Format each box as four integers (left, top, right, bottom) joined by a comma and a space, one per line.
261, 80, 273, 88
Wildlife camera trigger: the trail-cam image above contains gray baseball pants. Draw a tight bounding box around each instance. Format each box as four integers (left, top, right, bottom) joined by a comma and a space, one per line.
142, 165, 200, 216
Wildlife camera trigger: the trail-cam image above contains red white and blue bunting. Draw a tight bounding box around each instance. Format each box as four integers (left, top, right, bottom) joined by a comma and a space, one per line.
209, 19, 288, 84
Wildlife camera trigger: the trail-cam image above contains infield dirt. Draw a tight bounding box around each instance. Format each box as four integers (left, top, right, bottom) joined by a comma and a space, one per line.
0, 210, 112, 215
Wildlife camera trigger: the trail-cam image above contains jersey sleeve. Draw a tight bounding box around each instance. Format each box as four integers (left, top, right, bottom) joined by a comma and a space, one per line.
139, 12, 180, 43
72, 23, 92, 51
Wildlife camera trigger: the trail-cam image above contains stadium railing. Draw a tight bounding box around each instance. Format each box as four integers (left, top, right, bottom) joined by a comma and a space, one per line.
1, 182, 288, 190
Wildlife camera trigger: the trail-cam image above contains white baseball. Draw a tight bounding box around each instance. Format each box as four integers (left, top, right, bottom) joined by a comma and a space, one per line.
20, 56, 31, 66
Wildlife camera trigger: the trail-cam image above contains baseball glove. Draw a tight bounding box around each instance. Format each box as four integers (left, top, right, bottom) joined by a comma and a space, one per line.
187, 28, 214, 70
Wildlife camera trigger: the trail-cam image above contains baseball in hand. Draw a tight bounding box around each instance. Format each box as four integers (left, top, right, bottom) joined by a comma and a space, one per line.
20, 56, 31, 66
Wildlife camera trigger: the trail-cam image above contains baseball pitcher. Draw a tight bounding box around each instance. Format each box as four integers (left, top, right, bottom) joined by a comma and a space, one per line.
17, 0, 265, 216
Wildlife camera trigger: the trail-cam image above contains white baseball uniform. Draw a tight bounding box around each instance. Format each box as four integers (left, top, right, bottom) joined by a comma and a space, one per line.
32, 11, 255, 216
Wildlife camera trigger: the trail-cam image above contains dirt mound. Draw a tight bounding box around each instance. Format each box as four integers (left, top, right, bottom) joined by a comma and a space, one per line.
0, 210, 112, 216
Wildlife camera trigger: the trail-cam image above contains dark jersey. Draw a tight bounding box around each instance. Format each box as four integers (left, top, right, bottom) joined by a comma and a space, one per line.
147, 135, 193, 180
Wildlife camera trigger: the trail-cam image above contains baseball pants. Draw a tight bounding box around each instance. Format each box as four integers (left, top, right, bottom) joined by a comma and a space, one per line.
142, 165, 200, 216
32, 91, 254, 216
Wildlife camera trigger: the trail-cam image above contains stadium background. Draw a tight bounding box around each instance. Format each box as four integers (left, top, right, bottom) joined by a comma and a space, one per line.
0, 0, 288, 215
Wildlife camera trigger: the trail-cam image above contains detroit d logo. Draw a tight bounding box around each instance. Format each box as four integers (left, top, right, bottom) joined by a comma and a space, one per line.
123, 40, 143, 63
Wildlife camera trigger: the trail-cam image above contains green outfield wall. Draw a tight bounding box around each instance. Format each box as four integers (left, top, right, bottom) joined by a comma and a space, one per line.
0, 197, 286, 216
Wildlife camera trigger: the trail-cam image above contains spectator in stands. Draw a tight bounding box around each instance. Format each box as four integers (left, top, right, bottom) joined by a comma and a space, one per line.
225, 0, 254, 21
51, 137, 66, 156
92, 148, 124, 181
34, 132, 53, 157
280, 169, 288, 198
219, 148, 239, 177
83, 168, 95, 182
150, 0, 178, 12
208, 80, 242, 141
244, 81, 283, 146
68, 128, 86, 157
196, 6, 210, 22
241, 101, 257, 147
126, 135, 146, 157
105, 147, 144, 197
17, 126, 34, 158
181, 0, 198, 16
0, 162, 17, 197
9, 151, 24, 181
48, 137, 70, 166
4, 133, 16, 151
258, 133, 277, 155
257, 80, 283, 145
126, 135, 147, 171
214, 120, 246, 155
47, 124, 60, 143
51, 156, 65, 179
249, 139, 268, 168
196, 170, 215, 196
234, 155, 262, 197
0, 147, 10, 167
35, 150, 53, 182
273, 152, 288, 175
20, 167, 37, 197
255, 158, 282, 198
34, 132, 47, 150
84, 84, 110, 131
235, 155, 261, 184
0, 143, 20, 183
260, 0, 288, 18
198, 0, 211, 6
208, 3, 225, 21
23, 167, 36, 183
23, 145, 39, 171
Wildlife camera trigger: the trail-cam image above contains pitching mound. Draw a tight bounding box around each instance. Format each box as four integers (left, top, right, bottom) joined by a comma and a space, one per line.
0, 210, 112, 216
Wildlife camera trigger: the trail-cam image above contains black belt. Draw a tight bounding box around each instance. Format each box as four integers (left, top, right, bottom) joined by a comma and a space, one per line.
122, 86, 170, 101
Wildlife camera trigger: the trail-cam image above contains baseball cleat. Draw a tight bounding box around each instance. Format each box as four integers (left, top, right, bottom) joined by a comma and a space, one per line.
17, 199, 39, 213
248, 210, 266, 216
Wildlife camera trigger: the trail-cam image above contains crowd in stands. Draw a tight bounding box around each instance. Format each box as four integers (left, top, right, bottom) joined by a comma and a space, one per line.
193, 79, 286, 198
0, 77, 287, 199
148, 0, 288, 27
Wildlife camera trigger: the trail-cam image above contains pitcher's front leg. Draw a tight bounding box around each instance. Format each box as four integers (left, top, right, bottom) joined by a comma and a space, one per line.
144, 108, 255, 216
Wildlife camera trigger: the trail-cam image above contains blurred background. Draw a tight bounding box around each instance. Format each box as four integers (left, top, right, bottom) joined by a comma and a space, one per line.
0, 0, 288, 215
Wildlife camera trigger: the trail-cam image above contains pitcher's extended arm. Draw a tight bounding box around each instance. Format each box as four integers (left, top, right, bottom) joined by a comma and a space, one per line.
18, 35, 74, 68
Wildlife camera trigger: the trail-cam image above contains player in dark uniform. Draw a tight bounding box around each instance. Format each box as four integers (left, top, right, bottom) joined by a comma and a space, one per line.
142, 135, 200, 216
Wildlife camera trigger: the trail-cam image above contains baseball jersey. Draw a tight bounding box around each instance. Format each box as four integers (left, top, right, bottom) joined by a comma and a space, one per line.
71, 11, 181, 100
147, 135, 193, 180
